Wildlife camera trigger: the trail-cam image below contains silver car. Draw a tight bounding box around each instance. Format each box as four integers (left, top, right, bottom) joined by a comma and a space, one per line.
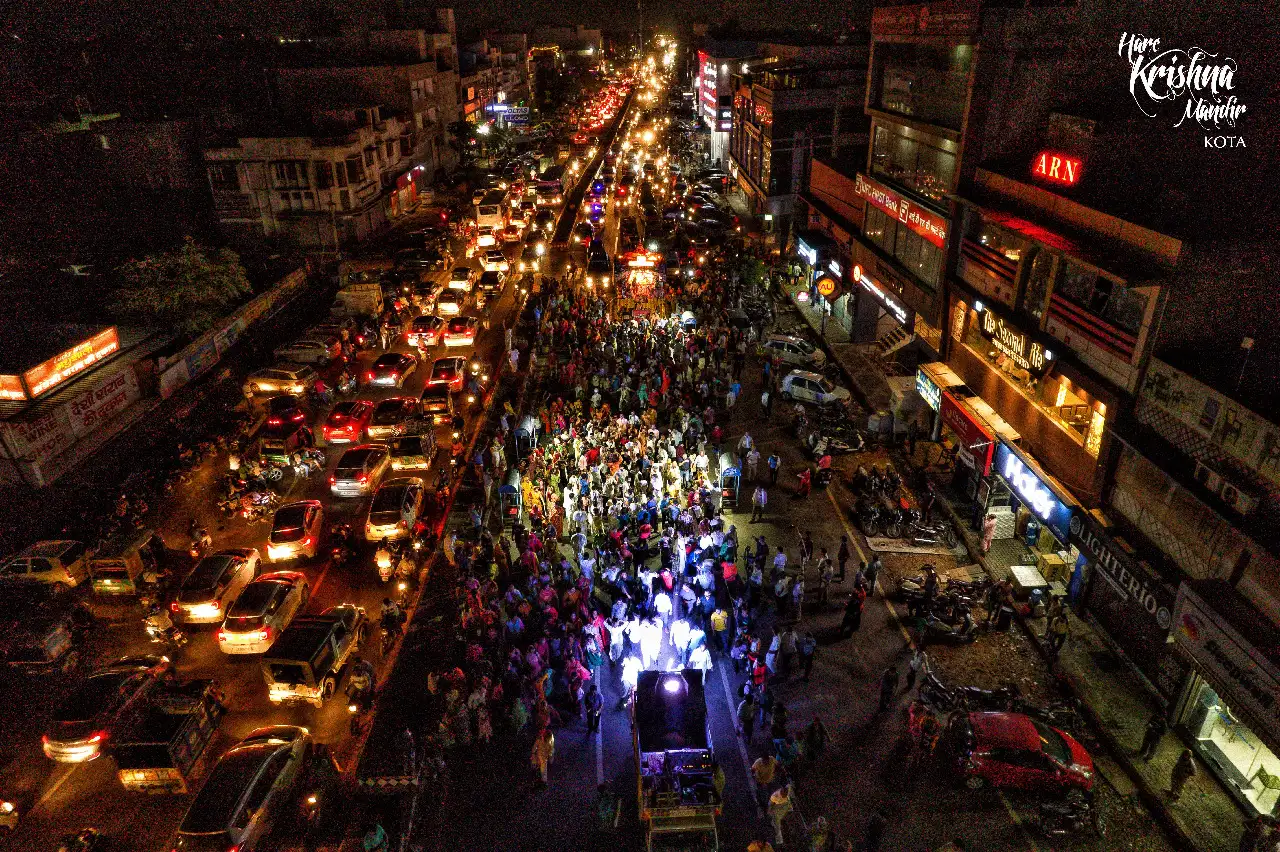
758, 334, 826, 369
330, 445, 391, 498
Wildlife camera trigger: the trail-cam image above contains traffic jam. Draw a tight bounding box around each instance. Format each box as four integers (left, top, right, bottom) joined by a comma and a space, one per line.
0, 68, 638, 852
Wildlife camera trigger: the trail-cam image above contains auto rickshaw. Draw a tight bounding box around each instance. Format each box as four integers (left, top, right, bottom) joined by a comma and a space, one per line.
716, 452, 741, 511
89, 528, 168, 597
515, 415, 540, 459
499, 469, 523, 525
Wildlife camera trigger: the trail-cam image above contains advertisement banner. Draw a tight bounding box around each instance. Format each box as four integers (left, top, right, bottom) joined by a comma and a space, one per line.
0, 374, 25, 401
159, 361, 191, 400
66, 368, 141, 438
214, 318, 245, 357
3, 407, 76, 460
1174, 583, 1280, 749
184, 334, 220, 382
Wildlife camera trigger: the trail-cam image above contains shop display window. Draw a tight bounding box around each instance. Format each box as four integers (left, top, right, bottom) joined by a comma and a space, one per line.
962, 318, 1106, 456
966, 214, 1028, 263
1187, 681, 1280, 816
870, 125, 957, 202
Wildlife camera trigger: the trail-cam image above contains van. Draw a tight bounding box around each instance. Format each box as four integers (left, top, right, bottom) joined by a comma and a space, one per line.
0, 541, 89, 592
259, 423, 314, 466
89, 529, 168, 597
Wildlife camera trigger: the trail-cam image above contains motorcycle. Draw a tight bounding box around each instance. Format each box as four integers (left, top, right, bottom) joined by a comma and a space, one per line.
815, 466, 833, 488
924, 607, 978, 644
0, 798, 17, 835
1029, 793, 1103, 838
337, 373, 357, 396
347, 683, 374, 736
375, 545, 395, 584
56, 828, 106, 852
144, 605, 188, 649
188, 529, 212, 561
856, 498, 883, 538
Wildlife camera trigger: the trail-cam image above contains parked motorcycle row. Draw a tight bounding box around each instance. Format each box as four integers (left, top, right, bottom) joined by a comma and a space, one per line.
851, 463, 957, 550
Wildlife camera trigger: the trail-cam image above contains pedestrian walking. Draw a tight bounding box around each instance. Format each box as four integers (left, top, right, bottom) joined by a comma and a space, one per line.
768, 782, 794, 847
921, 485, 937, 525
737, 692, 757, 741
798, 632, 817, 681
1168, 748, 1196, 801
761, 389, 773, 418
751, 485, 768, 523
1138, 712, 1167, 761
530, 727, 556, 786
1047, 613, 1070, 656
751, 753, 779, 810
865, 554, 883, 593
817, 550, 834, 604
905, 647, 927, 690
584, 683, 603, 733
768, 453, 781, 485
906, 419, 918, 458
879, 665, 900, 712
746, 446, 761, 481
840, 586, 866, 635
837, 535, 850, 581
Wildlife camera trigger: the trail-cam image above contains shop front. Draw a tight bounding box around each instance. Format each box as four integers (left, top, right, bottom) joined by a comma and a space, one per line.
938, 389, 996, 502
1070, 511, 1186, 699
948, 294, 1113, 505
1172, 581, 1280, 817
982, 439, 1079, 588
817, 259, 853, 337
848, 256, 915, 348
915, 362, 968, 443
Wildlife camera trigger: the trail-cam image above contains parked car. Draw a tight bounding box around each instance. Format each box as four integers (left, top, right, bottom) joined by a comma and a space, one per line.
427, 356, 467, 392
242, 365, 318, 397
444, 316, 479, 348
758, 334, 827, 370
448, 267, 476, 292
322, 400, 374, 444
0, 541, 88, 592
406, 315, 446, 348
266, 501, 325, 563
365, 352, 418, 388
364, 477, 428, 542
42, 655, 170, 763
329, 445, 391, 498
389, 433, 437, 472
365, 397, 420, 441
779, 370, 852, 407
483, 249, 510, 273
217, 571, 311, 654
273, 336, 340, 366
170, 726, 311, 852
948, 711, 1095, 794
172, 549, 260, 625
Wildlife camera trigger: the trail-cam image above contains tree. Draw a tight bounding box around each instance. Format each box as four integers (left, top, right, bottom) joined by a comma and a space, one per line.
448, 120, 479, 168
112, 237, 252, 339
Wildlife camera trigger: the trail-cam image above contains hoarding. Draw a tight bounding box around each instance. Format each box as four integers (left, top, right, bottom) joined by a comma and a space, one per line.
22, 327, 121, 398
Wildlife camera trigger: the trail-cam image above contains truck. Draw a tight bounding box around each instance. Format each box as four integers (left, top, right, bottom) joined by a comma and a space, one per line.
261, 604, 369, 708
113, 679, 224, 794
475, 190, 509, 232
632, 670, 720, 851
331, 281, 385, 318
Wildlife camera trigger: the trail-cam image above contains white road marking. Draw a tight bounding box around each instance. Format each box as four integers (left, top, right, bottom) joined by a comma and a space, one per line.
309, 558, 333, 598
999, 790, 1041, 852
716, 664, 764, 817
35, 764, 79, 810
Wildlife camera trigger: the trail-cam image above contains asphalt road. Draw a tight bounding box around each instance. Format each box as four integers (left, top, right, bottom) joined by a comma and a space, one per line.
0, 215, 524, 852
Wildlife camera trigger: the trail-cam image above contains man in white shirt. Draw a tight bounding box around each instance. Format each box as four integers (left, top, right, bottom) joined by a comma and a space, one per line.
653, 590, 673, 625
669, 618, 691, 667
639, 617, 663, 669
772, 547, 788, 581
579, 550, 596, 583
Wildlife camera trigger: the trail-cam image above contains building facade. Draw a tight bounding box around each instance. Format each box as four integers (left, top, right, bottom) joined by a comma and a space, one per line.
204, 106, 415, 249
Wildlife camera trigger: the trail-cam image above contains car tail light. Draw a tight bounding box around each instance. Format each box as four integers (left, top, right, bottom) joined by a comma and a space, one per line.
217, 628, 226, 642
211, 600, 220, 611
303, 536, 313, 547
359, 473, 368, 483
268, 416, 282, 426
42, 735, 49, 744
365, 372, 374, 382
328, 475, 336, 484
89, 731, 107, 744
170, 602, 179, 613
391, 371, 399, 379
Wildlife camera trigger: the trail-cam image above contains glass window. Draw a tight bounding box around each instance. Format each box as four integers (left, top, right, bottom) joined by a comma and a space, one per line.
871, 125, 956, 202
207, 163, 240, 191
1187, 681, 1280, 816
966, 214, 1028, 264
1103, 285, 1149, 336
1023, 251, 1057, 323
871, 42, 973, 130
314, 161, 334, 190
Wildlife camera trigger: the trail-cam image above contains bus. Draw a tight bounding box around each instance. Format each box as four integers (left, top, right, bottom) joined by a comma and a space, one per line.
475, 189, 508, 231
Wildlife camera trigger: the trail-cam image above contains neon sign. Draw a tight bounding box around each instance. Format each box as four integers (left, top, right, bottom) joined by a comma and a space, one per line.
994, 442, 1073, 541
23, 327, 121, 398
979, 310, 1047, 375
1032, 151, 1082, 186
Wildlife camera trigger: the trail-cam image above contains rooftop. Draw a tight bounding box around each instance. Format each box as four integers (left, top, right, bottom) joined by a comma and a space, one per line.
0, 323, 116, 374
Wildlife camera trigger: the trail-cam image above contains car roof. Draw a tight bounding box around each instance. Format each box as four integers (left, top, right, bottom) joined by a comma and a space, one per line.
968, 711, 1044, 753
15, 540, 82, 558
337, 445, 385, 465
181, 743, 284, 833
786, 370, 825, 382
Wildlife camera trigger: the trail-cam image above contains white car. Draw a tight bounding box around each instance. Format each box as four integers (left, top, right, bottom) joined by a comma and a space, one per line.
217, 571, 310, 654
759, 334, 826, 369
365, 477, 428, 542
476, 226, 498, 248
483, 250, 510, 273
780, 370, 852, 407
448, 267, 476, 292
266, 501, 325, 562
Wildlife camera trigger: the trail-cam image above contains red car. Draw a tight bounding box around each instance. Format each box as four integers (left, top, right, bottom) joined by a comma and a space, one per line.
949, 711, 1094, 794
322, 400, 373, 444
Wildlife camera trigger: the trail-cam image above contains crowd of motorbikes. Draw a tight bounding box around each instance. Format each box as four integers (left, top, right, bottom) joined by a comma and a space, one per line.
851, 462, 958, 549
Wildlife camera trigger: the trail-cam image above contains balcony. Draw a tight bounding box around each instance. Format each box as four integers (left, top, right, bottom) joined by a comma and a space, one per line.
958, 237, 1018, 309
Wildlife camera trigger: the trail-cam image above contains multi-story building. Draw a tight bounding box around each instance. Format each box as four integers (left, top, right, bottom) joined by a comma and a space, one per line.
204, 105, 415, 248
529, 25, 603, 57
693, 40, 758, 168
728, 60, 868, 248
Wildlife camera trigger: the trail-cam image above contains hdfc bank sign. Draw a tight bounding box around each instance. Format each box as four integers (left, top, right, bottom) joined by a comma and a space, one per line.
854, 173, 947, 247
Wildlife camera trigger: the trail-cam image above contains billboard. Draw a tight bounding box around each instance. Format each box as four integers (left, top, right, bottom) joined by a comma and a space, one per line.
22, 327, 121, 398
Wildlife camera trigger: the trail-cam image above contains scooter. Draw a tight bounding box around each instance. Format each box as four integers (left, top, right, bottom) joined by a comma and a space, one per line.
924, 607, 978, 644
188, 529, 212, 561
56, 828, 106, 852
1029, 794, 1102, 838
0, 798, 18, 835
144, 605, 188, 649
347, 684, 374, 736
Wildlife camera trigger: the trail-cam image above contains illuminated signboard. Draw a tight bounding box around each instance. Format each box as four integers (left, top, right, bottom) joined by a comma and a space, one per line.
916, 368, 941, 412
815, 276, 838, 298
23, 327, 121, 398
1031, 151, 1082, 186
994, 441, 1073, 542
0, 374, 25, 401
854, 173, 947, 248
796, 238, 818, 267
978, 309, 1049, 375
854, 268, 910, 326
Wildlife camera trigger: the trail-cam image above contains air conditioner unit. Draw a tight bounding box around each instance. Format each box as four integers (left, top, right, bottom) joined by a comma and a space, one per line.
1219, 482, 1259, 516
1193, 461, 1222, 492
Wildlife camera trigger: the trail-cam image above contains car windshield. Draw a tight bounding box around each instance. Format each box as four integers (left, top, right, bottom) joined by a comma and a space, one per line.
1033, 720, 1073, 764
53, 673, 131, 722
815, 378, 835, 394
371, 487, 406, 515
422, 389, 449, 406
448, 319, 471, 333
433, 362, 457, 379
329, 402, 358, 420
450, 268, 469, 280
793, 339, 816, 354
178, 556, 235, 601
373, 401, 408, 423
181, 745, 278, 833
223, 614, 265, 632
413, 317, 439, 331
393, 437, 424, 457
272, 507, 308, 541
372, 355, 402, 370
228, 581, 278, 617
